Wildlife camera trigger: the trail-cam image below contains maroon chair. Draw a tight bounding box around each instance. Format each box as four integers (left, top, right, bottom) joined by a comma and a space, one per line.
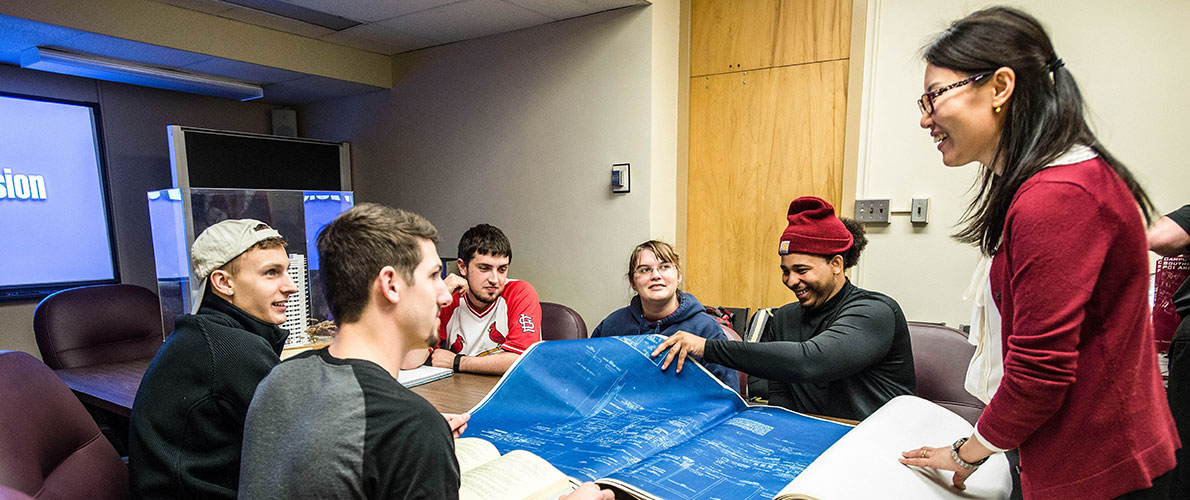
540, 302, 588, 340
34, 284, 163, 369
0, 485, 35, 500
907, 321, 986, 425
0, 350, 128, 499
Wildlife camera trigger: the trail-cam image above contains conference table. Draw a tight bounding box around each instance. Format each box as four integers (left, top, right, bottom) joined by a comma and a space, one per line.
52, 355, 501, 417
54, 355, 855, 425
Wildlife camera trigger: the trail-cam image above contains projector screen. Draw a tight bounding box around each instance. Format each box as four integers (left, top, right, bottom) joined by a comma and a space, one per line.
0, 93, 118, 300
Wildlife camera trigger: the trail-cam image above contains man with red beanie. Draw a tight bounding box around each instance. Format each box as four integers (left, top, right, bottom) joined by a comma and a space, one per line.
653, 196, 916, 420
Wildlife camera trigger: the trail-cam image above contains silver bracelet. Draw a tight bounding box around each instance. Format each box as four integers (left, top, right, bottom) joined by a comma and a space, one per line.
950, 437, 988, 470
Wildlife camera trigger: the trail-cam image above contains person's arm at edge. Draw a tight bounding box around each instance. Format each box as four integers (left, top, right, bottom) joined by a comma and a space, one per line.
1149, 214, 1190, 257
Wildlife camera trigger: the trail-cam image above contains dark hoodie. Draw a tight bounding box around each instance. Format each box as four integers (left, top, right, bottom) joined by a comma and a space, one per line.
592, 291, 740, 390
128, 293, 289, 500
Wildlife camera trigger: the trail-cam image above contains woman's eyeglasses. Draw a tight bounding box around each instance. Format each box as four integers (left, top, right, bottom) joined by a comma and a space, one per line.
917, 72, 991, 115
634, 263, 676, 276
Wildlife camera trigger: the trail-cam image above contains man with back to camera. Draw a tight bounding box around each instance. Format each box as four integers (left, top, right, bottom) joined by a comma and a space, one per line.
1148, 204, 1190, 496
653, 196, 916, 420
404, 223, 541, 375
128, 219, 297, 499
238, 203, 612, 500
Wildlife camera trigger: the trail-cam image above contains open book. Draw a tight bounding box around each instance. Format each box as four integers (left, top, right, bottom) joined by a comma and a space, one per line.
397, 364, 451, 387
456, 437, 579, 500
460, 335, 1011, 500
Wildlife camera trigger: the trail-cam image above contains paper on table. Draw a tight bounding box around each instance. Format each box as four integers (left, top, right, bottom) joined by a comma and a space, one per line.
774, 396, 1012, 500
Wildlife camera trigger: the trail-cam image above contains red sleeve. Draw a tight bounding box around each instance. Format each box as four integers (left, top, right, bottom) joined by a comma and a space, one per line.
977, 180, 1111, 449
499, 280, 541, 354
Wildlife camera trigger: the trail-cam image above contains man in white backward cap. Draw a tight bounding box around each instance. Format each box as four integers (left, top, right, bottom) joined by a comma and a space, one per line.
128, 219, 297, 500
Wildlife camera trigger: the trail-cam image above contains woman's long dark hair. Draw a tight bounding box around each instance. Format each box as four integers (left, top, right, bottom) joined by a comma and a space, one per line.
924, 6, 1153, 255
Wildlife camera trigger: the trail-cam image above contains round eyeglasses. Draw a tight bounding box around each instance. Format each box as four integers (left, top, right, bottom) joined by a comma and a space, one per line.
917, 72, 991, 115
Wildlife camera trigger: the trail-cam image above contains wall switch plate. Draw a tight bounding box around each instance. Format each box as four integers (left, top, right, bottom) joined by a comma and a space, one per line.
855, 199, 890, 223
611, 163, 630, 193
910, 198, 929, 224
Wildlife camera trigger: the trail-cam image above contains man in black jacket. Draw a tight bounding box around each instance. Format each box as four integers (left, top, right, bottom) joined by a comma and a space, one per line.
128, 218, 297, 499
653, 197, 916, 420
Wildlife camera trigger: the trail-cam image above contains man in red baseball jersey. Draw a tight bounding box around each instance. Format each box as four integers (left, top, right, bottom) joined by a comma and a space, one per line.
405, 224, 541, 375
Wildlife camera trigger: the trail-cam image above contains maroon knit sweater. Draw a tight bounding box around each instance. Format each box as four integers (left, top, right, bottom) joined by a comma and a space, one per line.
982, 157, 1178, 500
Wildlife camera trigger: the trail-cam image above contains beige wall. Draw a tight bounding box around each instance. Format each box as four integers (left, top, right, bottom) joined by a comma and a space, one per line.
300, 6, 666, 327
848, 0, 1190, 327
651, 0, 683, 244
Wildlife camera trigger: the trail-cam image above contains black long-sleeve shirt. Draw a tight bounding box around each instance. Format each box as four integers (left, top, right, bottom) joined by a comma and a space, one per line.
704, 280, 915, 420
128, 294, 288, 499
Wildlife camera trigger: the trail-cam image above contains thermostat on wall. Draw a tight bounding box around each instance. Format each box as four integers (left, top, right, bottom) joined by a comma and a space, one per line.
611, 163, 630, 193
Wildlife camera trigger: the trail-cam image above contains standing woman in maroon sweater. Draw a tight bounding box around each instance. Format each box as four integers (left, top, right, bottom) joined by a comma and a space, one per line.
897, 7, 1178, 500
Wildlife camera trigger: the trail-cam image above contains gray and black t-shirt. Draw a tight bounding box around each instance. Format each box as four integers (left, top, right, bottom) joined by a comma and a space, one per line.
239, 348, 460, 499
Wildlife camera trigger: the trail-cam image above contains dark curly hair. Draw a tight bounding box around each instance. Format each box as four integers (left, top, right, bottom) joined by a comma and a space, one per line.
838, 218, 867, 269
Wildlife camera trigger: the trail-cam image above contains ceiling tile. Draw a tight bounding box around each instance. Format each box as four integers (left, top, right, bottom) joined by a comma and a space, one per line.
503, 0, 591, 20
579, 0, 649, 10
320, 26, 431, 55
150, 0, 237, 15
218, 5, 336, 38
280, 0, 462, 23
378, 0, 552, 45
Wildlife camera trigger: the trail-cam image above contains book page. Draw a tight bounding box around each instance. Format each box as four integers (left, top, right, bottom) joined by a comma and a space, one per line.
459, 450, 578, 500
455, 437, 501, 473
774, 396, 1011, 500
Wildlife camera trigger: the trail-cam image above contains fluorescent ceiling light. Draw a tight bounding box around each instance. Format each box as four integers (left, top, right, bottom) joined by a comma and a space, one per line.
20, 47, 264, 101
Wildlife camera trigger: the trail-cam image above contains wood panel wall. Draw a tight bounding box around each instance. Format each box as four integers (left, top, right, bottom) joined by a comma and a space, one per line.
685, 0, 851, 311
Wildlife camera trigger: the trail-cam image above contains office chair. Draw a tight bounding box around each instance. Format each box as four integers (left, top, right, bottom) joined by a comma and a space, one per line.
0, 350, 128, 500
34, 284, 164, 369
540, 302, 588, 340
906, 321, 986, 425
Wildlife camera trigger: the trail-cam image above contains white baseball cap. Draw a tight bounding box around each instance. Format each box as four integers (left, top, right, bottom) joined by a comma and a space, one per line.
189, 219, 283, 313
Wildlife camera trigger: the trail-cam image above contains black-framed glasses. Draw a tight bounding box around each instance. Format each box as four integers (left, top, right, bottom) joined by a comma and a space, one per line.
917, 72, 991, 115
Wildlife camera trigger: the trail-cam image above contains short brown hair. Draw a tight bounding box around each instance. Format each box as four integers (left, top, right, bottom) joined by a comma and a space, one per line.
220, 237, 288, 276
316, 203, 439, 324
626, 240, 683, 285
458, 224, 511, 265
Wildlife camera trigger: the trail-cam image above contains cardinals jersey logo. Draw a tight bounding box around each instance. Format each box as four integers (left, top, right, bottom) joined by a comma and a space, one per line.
518, 313, 536, 333
487, 323, 506, 344
450, 335, 465, 353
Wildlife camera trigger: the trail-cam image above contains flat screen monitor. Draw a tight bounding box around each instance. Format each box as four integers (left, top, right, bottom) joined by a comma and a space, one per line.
0, 92, 118, 300
167, 125, 351, 191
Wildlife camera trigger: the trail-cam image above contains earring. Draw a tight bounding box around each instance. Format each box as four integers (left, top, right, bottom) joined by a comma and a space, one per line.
994, 106, 1002, 114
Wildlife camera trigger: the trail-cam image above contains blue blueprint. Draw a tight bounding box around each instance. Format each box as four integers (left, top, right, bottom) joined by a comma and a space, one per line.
465, 335, 851, 500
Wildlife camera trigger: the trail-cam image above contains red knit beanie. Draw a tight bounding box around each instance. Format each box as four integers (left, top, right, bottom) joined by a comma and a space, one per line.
778, 197, 853, 256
